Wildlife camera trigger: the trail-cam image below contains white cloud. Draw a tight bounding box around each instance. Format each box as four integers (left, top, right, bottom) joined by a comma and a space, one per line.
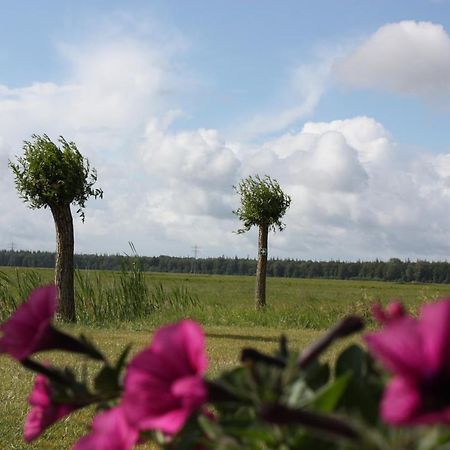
141, 114, 240, 191
292, 131, 368, 192
3, 17, 450, 261
333, 21, 450, 101
237, 57, 332, 139
237, 116, 450, 260
136, 113, 241, 227
0, 37, 178, 149
0, 20, 190, 254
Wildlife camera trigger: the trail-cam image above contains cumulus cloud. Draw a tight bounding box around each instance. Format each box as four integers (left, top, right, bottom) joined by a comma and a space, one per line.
3, 16, 450, 261
141, 114, 240, 191
0, 20, 189, 255
333, 21, 450, 101
71, 110, 450, 260
247, 116, 450, 260
137, 113, 241, 226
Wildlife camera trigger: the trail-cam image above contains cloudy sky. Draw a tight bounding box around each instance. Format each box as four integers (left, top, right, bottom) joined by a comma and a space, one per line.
2, 0, 450, 261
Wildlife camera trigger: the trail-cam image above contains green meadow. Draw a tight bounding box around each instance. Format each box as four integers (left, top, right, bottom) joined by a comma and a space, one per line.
1, 266, 450, 449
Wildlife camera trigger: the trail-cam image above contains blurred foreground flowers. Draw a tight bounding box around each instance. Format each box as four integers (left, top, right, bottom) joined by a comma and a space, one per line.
3, 286, 450, 449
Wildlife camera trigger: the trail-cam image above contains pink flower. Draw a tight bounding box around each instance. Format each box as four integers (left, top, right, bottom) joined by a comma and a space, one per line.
0, 285, 57, 360
372, 301, 405, 325
122, 320, 208, 435
365, 299, 450, 425
24, 373, 78, 442
73, 407, 139, 450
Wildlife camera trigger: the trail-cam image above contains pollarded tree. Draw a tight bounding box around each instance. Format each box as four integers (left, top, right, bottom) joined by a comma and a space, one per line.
9, 134, 103, 322
233, 175, 291, 309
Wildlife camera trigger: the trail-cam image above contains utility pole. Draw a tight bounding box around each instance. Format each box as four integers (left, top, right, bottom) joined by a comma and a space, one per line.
191, 245, 201, 274
10, 241, 16, 251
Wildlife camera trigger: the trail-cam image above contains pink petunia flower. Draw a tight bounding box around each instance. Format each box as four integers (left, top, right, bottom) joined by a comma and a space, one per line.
73, 407, 139, 450
365, 299, 450, 425
372, 300, 405, 325
122, 320, 208, 435
24, 373, 78, 442
0, 285, 57, 360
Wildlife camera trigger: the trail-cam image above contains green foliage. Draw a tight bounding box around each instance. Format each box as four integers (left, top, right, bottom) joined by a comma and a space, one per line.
74, 257, 200, 324
233, 175, 291, 233
9, 134, 102, 221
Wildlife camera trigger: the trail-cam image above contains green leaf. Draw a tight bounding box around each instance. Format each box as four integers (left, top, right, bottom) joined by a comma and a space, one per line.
198, 414, 219, 440
310, 372, 351, 413
94, 365, 120, 394
335, 344, 383, 424
304, 360, 331, 390
335, 344, 366, 380
115, 344, 131, 372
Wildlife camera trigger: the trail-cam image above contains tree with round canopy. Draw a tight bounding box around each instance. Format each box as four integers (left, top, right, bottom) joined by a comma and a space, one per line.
233, 175, 291, 309
9, 134, 103, 322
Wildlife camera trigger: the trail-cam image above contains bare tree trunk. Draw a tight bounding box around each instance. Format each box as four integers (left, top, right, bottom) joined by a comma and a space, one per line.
255, 223, 268, 309
50, 204, 76, 322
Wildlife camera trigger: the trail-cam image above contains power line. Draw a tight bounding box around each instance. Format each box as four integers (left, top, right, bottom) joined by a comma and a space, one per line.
192, 245, 201, 259
191, 245, 201, 274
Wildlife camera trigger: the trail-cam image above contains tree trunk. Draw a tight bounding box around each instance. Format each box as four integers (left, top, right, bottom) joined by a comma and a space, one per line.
50, 203, 76, 322
255, 223, 268, 309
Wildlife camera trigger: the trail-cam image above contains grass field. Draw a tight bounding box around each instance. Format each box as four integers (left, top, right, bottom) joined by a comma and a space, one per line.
1, 267, 449, 448
2, 265, 449, 328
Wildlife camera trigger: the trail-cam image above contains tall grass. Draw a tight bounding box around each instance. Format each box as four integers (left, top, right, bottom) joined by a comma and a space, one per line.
0, 269, 44, 321
75, 256, 199, 324
0, 257, 199, 324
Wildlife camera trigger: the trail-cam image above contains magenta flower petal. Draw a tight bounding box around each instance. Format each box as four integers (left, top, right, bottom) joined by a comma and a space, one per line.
410, 407, 450, 425
381, 377, 422, 425
365, 317, 425, 378
73, 407, 138, 450
382, 376, 450, 426
172, 375, 209, 405
371, 304, 387, 325
0, 285, 57, 360
372, 301, 406, 325
366, 298, 450, 426
150, 320, 208, 375
419, 299, 450, 373
385, 301, 406, 321
24, 374, 77, 442
123, 320, 208, 435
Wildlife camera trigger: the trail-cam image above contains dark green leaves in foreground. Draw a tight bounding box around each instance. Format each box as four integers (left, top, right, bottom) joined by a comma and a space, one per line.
205, 323, 363, 449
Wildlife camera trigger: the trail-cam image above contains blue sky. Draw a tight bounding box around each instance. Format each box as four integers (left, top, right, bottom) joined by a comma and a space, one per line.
2, 1, 450, 260
2, 1, 449, 144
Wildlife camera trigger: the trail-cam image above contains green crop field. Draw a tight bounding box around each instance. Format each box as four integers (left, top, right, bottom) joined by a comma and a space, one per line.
1, 266, 450, 449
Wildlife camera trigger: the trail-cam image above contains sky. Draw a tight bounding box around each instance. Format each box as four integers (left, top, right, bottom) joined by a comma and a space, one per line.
2, 0, 450, 261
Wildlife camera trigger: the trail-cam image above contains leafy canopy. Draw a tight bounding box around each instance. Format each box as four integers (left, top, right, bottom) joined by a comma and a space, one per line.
9, 134, 103, 221
233, 175, 291, 233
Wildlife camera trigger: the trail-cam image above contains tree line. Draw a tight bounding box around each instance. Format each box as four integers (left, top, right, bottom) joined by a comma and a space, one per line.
2, 250, 450, 284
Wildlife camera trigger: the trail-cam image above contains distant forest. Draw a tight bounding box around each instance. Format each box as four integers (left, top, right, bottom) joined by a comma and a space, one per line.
2, 249, 450, 284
